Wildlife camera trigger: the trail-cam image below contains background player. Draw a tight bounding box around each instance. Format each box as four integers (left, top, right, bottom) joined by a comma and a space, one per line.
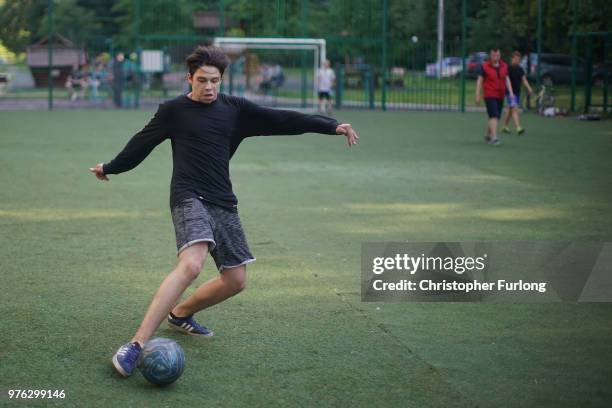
502, 51, 533, 135
317, 59, 336, 114
475, 48, 514, 145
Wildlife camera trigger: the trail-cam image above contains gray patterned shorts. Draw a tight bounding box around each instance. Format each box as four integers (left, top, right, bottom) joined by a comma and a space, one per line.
171, 198, 256, 272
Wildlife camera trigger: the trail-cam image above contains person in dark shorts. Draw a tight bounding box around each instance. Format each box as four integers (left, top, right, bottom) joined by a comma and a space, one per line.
89, 46, 360, 378
502, 51, 533, 135
475, 48, 515, 145
318, 91, 331, 100
317, 59, 335, 113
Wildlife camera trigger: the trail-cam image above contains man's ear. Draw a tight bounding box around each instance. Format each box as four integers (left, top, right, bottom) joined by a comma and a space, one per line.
186, 72, 192, 83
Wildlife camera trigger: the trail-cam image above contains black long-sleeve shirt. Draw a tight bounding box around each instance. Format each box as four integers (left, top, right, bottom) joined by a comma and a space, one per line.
103, 94, 339, 210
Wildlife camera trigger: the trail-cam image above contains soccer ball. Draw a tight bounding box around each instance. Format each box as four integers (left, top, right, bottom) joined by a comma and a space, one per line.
138, 337, 185, 386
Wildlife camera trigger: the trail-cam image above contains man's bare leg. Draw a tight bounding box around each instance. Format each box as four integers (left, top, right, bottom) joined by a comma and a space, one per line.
172, 265, 246, 317
511, 107, 521, 129
131, 242, 209, 346
503, 107, 512, 127
488, 118, 498, 140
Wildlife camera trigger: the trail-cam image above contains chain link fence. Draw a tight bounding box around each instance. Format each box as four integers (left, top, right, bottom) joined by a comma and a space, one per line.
0, 0, 608, 113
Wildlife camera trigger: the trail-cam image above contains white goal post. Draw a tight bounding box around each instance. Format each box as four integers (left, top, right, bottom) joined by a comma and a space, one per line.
212, 37, 327, 109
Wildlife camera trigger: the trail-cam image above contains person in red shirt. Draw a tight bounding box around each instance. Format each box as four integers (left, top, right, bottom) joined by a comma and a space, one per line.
475, 48, 514, 145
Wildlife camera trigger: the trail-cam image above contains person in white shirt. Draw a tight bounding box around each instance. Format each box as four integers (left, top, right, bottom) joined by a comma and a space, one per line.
317, 60, 336, 114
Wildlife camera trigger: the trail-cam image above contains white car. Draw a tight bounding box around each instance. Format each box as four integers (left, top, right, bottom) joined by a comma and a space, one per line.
425, 57, 463, 78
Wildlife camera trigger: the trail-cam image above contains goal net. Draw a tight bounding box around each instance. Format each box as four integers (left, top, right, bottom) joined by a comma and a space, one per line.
213, 37, 327, 110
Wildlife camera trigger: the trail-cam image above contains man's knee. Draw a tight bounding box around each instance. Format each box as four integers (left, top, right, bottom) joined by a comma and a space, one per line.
227, 275, 246, 294
177, 243, 208, 281
232, 277, 246, 293
222, 267, 247, 294
179, 258, 203, 281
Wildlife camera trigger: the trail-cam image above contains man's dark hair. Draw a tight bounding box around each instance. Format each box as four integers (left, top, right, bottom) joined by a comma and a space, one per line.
490, 48, 500, 52
512, 51, 522, 58
185, 46, 230, 76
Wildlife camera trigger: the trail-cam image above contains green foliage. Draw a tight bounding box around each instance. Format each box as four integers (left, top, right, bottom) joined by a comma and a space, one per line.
112, 0, 199, 50
0, 0, 609, 63
468, 0, 519, 53
0, 0, 46, 52
76, 0, 122, 38
37, 0, 102, 46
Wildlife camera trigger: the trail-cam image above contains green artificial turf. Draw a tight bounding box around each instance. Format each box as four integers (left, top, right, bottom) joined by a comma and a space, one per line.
1, 108, 611, 407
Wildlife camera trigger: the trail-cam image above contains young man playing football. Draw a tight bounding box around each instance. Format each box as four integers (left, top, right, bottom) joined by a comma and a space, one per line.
90, 46, 359, 377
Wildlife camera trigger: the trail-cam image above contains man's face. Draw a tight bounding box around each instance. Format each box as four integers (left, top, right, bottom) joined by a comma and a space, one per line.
188, 65, 222, 103
490, 50, 501, 63
511, 55, 521, 65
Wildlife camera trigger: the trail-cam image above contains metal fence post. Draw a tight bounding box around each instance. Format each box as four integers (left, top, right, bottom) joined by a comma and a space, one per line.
133, 0, 141, 108
584, 36, 593, 113
47, 0, 53, 111
536, 0, 542, 88
570, 0, 577, 112
335, 65, 343, 110
604, 34, 609, 113
219, 0, 225, 36
381, 0, 388, 111
367, 70, 375, 109
135, 47, 142, 109
460, 0, 467, 112
229, 63, 235, 95
300, 0, 309, 109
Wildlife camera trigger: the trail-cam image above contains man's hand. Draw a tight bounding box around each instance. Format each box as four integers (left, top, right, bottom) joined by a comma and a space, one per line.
89, 163, 109, 181
475, 94, 481, 106
336, 123, 359, 147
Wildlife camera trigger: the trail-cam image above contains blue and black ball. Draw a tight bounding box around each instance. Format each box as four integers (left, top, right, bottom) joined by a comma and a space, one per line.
138, 337, 185, 386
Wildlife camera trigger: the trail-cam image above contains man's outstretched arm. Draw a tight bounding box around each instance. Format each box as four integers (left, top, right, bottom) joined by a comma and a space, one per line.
236, 100, 359, 148
90, 104, 170, 181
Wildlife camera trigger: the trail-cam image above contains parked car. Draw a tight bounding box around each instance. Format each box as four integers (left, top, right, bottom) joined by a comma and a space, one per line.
522, 53, 609, 86
425, 57, 463, 78
465, 52, 488, 78
522, 53, 586, 85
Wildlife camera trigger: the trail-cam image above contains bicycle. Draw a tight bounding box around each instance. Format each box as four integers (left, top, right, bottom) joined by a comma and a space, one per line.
534, 84, 555, 115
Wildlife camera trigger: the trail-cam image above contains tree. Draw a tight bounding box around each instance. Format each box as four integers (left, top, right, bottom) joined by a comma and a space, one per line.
112, 0, 199, 50
468, 1, 519, 53
0, 0, 46, 53
76, 0, 121, 38
37, 0, 102, 47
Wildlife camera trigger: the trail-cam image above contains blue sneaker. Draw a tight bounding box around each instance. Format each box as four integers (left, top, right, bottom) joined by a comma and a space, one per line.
167, 312, 214, 337
112, 341, 142, 377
